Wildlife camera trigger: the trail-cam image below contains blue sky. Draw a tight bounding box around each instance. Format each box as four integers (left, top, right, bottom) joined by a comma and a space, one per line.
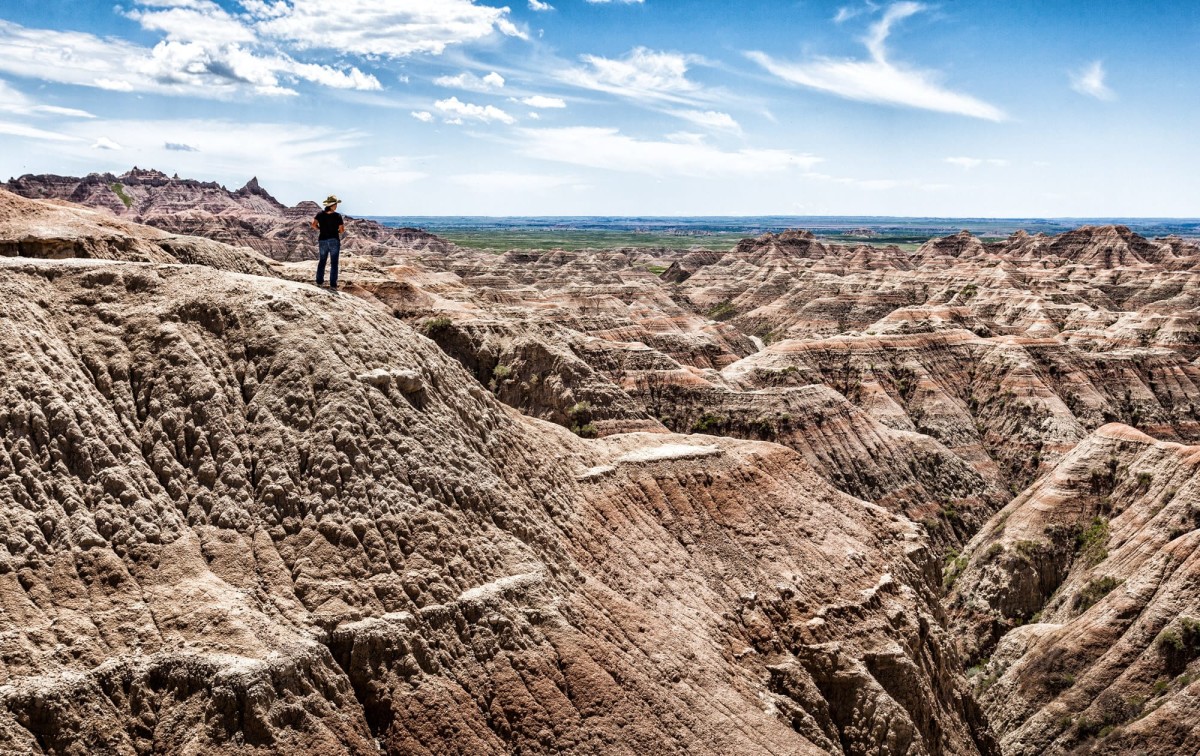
0, 0, 1196, 216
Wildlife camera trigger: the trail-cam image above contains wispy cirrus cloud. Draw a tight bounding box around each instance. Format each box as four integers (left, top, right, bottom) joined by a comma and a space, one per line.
1070, 60, 1115, 101
669, 109, 741, 133
748, 2, 1005, 121
561, 47, 706, 104
528, 0, 555, 10
434, 71, 506, 92
0, 79, 94, 118
518, 126, 819, 177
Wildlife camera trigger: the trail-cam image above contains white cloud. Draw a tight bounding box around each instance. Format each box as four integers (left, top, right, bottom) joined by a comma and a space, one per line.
0, 79, 94, 118
1070, 60, 1115, 101
834, 4, 877, 23
562, 47, 704, 103
249, 0, 527, 57
51, 118, 363, 185
944, 156, 1009, 169
670, 109, 741, 133
435, 96, 516, 124
529, 0, 554, 10
518, 126, 821, 177
124, 1, 256, 45
521, 95, 567, 108
748, 2, 1005, 121
92, 137, 123, 150
411, 111, 435, 122
0, 19, 380, 98
165, 142, 199, 151
0, 120, 81, 142
433, 71, 505, 92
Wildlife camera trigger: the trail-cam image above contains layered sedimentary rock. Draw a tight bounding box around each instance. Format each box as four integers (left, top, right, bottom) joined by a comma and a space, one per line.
0, 189, 997, 754
5, 174, 1200, 754
5, 169, 454, 262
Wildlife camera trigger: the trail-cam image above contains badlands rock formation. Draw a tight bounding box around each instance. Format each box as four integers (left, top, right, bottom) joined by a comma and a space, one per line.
5, 169, 454, 262
3, 171, 1200, 755
0, 187, 999, 754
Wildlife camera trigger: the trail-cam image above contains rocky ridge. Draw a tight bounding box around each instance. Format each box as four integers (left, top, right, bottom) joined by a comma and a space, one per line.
0, 187, 997, 754
4, 172, 1200, 754
5, 169, 455, 262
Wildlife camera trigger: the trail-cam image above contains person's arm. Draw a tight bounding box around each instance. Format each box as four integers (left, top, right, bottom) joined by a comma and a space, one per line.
338, 223, 345, 235
311, 218, 319, 230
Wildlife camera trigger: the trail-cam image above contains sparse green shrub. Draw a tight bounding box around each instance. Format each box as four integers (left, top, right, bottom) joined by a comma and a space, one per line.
572, 422, 598, 439
1156, 616, 1200, 673
492, 364, 512, 380
1074, 575, 1121, 612
109, 182, 133, 209
1136, 472, 1154, 491
706, 300, 737, 321
1076, 516, 1110, 566
943, 553, 968, 591
691, 413, 725, 434
421, 316, 452, 335
1015, 540, 1046, 561
983, 543, 1005, 563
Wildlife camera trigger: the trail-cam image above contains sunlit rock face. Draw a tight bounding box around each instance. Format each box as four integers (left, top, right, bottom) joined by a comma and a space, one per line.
0, 188, 998, 755
4, 177, 1200, 754
5, 169, 456, 262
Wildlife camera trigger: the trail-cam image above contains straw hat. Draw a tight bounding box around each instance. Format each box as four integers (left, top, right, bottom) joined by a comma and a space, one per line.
323, 194, 341, 207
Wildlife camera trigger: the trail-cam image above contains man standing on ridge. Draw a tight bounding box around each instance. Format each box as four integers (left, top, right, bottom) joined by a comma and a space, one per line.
311, 194, 345, 291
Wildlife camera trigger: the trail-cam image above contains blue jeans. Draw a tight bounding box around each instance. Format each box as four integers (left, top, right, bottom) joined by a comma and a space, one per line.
317, 237, 340, 287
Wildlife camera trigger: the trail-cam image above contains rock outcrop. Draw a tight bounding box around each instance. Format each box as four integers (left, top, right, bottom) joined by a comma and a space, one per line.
4, 178, 1200, 754
5, 169, 455, 262
0, 190, 998, 754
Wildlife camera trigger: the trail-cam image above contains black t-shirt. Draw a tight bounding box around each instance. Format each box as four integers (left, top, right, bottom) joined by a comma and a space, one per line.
314, 211, 343, 241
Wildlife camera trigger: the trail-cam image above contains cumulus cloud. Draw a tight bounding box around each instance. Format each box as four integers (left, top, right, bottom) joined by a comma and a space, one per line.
1070, 60, 1115, 101
562, 47, 704, 103
748, 2, 1005, 121
248, 0, 527, 57
944, 156, 1008, 169
521, 95, 566, 108
670, 109, 741, 133
433, 71, 506, 92
529, 0, 554, 10
123, 1, 256, 45
517, 126, 820, 177
411, 111, 435, 122
435, 96, 516, 124
0, 19, 380, 99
